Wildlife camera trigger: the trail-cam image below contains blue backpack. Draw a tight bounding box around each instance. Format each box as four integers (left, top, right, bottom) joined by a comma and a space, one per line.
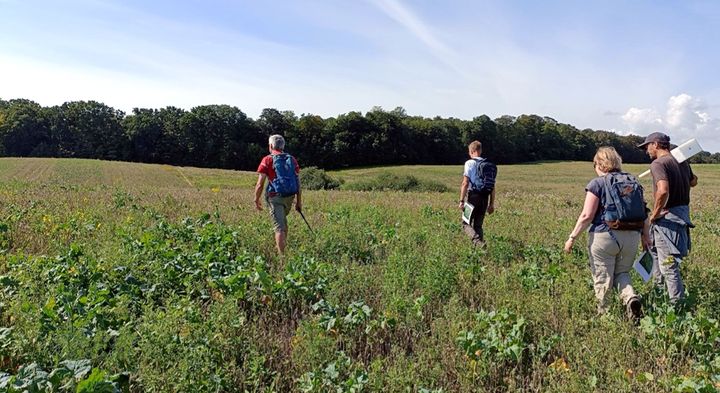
472, 158, 497, 193
602, 172, 647, 230
268, 153, 299, 196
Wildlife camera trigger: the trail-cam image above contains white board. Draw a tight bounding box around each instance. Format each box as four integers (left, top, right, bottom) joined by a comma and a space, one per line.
462, 202, 475, 224
671, 138, 703, 163
633, 251, 654, 282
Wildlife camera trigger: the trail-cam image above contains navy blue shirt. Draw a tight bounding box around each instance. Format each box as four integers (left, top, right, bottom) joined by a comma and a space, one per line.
586, 176, 610, 233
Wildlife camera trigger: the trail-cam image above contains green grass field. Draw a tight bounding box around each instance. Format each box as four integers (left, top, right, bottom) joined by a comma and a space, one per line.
1, 157, 719, 392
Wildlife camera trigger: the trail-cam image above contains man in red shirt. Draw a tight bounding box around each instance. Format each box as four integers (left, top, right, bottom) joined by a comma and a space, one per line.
254, 134, 302, 255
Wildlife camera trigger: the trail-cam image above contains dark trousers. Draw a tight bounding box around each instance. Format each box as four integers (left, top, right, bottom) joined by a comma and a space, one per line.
463, 190, 489, 244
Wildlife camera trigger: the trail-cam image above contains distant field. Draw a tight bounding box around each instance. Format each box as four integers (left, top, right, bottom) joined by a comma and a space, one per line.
1, 157, 719, 392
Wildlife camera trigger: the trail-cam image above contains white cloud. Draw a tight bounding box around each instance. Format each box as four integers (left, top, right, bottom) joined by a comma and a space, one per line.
665, 93, 710, 131
621, 108, 663, 132
621, 93, 720, 153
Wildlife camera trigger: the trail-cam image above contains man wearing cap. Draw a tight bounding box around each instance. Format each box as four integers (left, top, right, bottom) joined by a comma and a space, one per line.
638, 132, 698, 305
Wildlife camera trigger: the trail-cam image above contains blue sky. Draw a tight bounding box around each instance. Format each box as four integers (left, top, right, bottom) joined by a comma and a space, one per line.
1, 0, 719, 152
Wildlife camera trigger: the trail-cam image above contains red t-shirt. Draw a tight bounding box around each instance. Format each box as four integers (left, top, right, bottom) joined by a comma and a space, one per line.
257, 150, 300, 182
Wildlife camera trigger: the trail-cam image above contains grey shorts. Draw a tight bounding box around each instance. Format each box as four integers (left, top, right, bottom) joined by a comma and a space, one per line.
267, 194, 294, 232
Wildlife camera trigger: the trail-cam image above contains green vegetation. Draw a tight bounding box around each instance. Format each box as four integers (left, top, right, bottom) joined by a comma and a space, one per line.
0, 157, 719, 392
5, 98, 719, 171
300, 167, 342, 190
343, 173, 448, 193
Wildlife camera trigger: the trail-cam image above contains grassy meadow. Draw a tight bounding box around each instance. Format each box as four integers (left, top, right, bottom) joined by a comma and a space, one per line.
1, 157, 719, 392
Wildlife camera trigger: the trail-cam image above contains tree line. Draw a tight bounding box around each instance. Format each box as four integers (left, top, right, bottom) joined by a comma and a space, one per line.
1, 98, 718, 169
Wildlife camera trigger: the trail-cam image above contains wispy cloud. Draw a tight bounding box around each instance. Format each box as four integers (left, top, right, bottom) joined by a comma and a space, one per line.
365, 0, 469, 79
367, 0, 453, 57
1, 0, 719, 152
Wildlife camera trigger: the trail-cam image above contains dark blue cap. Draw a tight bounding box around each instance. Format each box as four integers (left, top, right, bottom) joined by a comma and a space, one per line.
637, 132, 670, 148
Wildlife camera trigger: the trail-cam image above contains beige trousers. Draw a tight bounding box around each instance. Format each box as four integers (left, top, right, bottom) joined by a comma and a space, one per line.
266, 194, 295, 232
588, 230, 640, 313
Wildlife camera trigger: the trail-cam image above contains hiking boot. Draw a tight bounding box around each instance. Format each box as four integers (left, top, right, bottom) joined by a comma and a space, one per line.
626, 297, 643, 324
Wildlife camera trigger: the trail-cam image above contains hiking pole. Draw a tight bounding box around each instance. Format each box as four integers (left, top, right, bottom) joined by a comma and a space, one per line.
298, 210, 315, 236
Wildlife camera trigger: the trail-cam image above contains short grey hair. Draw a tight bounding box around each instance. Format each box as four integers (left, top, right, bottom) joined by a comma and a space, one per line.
269, 134, 285, 150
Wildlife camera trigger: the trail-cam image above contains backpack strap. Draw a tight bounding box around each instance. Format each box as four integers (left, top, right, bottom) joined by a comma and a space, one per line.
600, 173, 623, 248
601, 173, 613, 212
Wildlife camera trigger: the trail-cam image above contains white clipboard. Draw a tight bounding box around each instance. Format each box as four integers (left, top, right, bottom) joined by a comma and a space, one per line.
633, 251, 654, 282
462, 202, 475, 224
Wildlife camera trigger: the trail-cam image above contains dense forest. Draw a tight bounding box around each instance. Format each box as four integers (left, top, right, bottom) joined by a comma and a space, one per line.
1, 98, 718, 169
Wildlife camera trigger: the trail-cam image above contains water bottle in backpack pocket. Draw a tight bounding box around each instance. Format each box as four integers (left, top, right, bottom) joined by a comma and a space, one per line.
472, 158, 497, 193
602, 172, 647, 230
269, 153, 299, 196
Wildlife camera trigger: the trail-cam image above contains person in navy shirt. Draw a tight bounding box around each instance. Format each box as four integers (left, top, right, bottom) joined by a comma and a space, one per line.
564, 147, 648, 321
